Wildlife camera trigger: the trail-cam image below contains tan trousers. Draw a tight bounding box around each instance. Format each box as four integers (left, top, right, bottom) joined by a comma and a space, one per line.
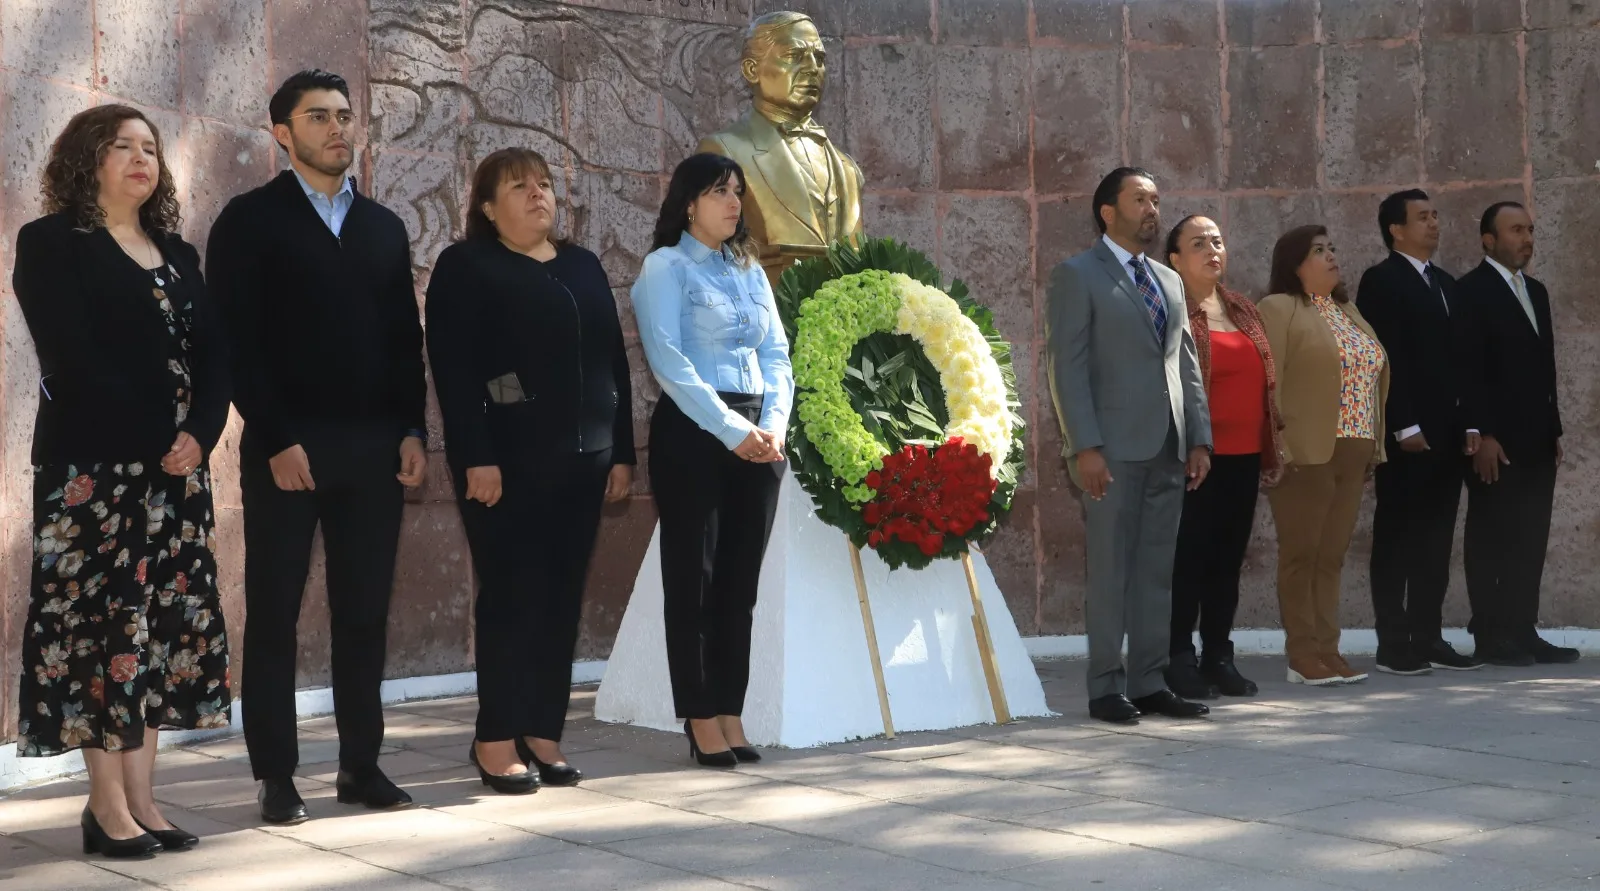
1267, 438, 1375, 663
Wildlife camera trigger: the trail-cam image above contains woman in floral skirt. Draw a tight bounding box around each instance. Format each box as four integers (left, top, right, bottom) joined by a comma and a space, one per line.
11, 105, 232, 857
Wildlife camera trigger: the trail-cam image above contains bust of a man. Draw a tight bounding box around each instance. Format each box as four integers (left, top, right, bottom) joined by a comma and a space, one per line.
699, 11, 864, 282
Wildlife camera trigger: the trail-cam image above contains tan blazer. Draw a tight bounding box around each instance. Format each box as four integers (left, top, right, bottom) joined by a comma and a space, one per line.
1258, 292, 1390, 467
699, 112, 864, 262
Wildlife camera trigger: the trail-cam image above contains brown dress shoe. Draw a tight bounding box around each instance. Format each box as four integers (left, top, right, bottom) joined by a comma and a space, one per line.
1324, 653, 1368, 684
1286, 655, 1342, 686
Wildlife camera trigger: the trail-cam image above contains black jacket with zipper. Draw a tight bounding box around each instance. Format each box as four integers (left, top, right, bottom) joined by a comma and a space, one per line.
424, 236, 635, 472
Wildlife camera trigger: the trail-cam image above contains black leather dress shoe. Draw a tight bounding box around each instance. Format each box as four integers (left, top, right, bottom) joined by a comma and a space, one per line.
471, 743, 541, 795
1375, 647, 1432, 676
1132, 689, 1210, 718
80, 808, 162, 858
1527, 636, 1581, 664
1164, 652, 1220, 700
335, 767, 414, 810
1200, 643, 1258, 696
1088, 694, 1141, 723
1415, 639, 1481, 671
516, 737, 583, 786
259, 778, 309, 825
134, 817, 199, 851
1475, 638, 1536, 667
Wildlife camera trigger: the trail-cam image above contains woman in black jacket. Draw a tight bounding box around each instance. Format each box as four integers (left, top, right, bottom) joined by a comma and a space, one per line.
11, 105, 231, 856
426, 148, 634, 794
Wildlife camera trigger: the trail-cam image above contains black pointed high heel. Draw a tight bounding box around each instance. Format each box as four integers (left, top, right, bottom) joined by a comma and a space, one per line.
684, 720, 738, 768
469, 742, 540, 795
730, 746, 762, 763
133, 816, 199, 851
515, 737, 583, 786
81, 807, 162, 858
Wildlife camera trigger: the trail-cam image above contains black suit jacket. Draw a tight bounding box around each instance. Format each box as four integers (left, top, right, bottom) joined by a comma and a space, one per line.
1456, 260, 1562, 459
1355, 251, 1467, 448
11, 212, 230, 466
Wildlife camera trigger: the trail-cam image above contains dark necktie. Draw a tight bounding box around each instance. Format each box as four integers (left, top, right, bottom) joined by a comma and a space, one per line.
1130, 257, 1168, 342
1424, 264, 1449, 315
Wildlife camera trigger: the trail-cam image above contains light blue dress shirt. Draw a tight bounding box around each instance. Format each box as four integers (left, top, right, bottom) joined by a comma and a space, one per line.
1101, 233, 1166, 303
632, 234, 794, 449
292, 167, 355, 237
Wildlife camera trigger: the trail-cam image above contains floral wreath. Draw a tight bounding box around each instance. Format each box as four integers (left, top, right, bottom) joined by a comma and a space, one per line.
776, 239, 1026, 570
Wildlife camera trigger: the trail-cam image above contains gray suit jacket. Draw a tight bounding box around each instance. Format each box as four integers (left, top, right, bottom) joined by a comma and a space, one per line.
1045, 237, 1212, 467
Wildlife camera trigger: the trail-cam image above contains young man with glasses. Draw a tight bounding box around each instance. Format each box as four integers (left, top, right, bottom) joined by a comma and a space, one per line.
207, 69, 428, 825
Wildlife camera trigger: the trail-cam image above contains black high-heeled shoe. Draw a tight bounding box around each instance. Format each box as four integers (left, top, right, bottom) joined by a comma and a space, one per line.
730, 746, 762, 763
515, 737, 583, 786
133, 816, 199, 851
469, 742, 540, 795
81, 807, 162, 858
685, 720, 738, 768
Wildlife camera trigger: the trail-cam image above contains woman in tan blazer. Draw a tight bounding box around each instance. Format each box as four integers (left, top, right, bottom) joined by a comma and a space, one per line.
1259, 225, 1390, 688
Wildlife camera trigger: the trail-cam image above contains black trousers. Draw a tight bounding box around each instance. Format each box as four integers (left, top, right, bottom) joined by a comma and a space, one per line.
1170, 453, 1261, 657
650, 394, 782, 720
1369, 446, 1463, 651
456, 449, 610, 743
240, 424, 404, 780
1464, 450, 1557, 646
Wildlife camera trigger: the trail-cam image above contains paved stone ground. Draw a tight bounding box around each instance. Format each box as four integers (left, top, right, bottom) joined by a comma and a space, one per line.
5, 657, 1600, 890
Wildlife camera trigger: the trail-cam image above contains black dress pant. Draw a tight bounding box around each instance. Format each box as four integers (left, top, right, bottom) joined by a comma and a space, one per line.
1464, 450, 1557, 646
240, 423, 404, 781
1170, 453, 1261, 657
1370, 445, 1463, 651
456, 449, 610, 743
650, 393, 782, 720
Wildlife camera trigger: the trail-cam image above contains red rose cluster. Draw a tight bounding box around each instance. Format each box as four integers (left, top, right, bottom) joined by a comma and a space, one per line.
862, 438, 997, 557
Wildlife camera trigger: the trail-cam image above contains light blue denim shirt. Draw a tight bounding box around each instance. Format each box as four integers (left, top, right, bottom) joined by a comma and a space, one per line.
292, 167, 355, 237
632, 234, 793, 449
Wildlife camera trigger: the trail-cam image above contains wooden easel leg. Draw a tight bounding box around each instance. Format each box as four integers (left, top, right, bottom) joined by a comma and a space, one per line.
848, 539, 895, 739
963, 549, 1012, 725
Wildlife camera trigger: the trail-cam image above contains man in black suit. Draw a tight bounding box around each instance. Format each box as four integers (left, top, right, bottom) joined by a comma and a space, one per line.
1355, 189, 1479, 676
207, 70, 429, 824
1456, 202, 1578, 666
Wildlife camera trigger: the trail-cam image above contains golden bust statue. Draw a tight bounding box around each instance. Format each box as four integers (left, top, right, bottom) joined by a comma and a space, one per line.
699, 11, 864, 283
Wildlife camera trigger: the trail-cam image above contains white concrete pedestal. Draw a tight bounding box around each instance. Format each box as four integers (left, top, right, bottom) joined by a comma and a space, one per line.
595, 468, 1053, 748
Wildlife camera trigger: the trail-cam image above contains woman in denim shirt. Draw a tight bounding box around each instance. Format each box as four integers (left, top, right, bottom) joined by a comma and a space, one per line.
632, 153, 793, 768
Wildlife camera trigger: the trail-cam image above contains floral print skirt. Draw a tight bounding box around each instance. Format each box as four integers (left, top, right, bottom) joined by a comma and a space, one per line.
17, 461, 231, 757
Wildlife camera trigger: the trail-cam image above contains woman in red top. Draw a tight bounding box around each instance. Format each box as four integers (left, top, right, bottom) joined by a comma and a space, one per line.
1163, 216, 1285, 699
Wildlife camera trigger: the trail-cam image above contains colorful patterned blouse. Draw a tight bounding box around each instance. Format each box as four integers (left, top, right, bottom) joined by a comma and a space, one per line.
1311, 294, 1384, 440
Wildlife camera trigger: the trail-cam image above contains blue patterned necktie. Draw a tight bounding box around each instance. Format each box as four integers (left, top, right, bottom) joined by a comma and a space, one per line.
1130, 257, 1167, 342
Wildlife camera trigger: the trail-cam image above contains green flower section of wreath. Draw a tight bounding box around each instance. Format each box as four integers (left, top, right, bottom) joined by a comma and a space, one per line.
776, 238, 1027, 571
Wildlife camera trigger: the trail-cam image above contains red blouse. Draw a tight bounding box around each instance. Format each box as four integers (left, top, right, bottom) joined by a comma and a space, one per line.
1207, 329, 1268, 456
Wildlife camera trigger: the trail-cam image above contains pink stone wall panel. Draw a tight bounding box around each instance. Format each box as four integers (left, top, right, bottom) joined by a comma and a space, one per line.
4, 2, 1600, 748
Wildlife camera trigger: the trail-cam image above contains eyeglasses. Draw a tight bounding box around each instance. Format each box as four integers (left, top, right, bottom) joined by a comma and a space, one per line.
286, 109, 356, 128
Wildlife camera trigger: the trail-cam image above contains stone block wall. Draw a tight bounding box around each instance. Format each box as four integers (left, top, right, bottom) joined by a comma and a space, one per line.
2, 0, 1599, 743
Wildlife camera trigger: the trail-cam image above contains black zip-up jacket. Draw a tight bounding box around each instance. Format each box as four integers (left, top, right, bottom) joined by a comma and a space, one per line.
424, 236, 635, 470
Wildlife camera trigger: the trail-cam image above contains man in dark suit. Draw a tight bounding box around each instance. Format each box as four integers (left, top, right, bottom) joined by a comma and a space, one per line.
207, 70, 429, 824
1355, 189, 1479, 676
1045, 168, 1213, 723
1456, 202, 1578, 666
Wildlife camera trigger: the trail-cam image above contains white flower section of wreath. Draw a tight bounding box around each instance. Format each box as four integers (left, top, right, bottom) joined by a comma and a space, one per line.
890, 273, 1014, 472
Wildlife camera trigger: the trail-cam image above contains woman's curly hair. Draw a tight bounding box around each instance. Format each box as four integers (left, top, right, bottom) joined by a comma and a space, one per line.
42, 104, 181, 235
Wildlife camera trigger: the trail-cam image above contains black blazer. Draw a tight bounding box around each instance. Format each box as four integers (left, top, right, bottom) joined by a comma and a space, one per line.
424, 237, 635, 472
1355, 251, 1467, 448
10, 213, 230, 467
206, 171, 425, 457
1456, 260, 1562, 459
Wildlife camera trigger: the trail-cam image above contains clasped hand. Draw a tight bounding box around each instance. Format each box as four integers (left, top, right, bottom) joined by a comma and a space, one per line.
734, 428, 784, 463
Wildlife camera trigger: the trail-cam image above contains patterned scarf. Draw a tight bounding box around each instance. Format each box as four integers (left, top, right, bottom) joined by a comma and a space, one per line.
1187, 285, 1285, 470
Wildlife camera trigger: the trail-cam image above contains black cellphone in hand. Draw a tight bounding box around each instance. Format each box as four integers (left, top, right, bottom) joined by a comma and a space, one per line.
486, 372, 525, 404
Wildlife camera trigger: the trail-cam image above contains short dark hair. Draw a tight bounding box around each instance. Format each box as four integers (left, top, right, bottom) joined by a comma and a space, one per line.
1480, 201, 1526, 237
43, 104, 181, 235
1269, 224, 1349, 304
650, 152, 754, 263
1163, 214, 1204, 266
463, 148, 565, 243
269, 69, 350, 127
1091, 166, 1156, 234
1377, 188, 1430, 250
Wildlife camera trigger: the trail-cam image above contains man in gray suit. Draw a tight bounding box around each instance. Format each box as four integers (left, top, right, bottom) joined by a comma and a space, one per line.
1046, 167, 1214, 723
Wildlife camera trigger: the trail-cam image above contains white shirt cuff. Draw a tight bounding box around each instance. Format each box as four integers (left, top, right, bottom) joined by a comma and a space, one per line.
1395, 425, 1423, 442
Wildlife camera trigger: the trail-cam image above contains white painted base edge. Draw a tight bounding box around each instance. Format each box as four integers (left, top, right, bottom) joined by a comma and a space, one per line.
0, 661, 609, 793
1022, 627, 1600, 660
